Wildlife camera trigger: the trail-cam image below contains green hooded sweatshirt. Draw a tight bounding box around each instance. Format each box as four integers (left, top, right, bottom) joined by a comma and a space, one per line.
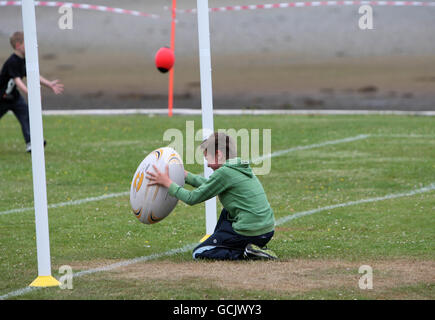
168, 157, 275, 236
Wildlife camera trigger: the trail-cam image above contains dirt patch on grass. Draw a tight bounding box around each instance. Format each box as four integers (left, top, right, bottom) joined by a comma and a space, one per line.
79, 258, 434, 295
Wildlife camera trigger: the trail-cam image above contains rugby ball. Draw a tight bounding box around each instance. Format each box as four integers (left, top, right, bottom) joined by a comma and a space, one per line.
130, 147, 184, 224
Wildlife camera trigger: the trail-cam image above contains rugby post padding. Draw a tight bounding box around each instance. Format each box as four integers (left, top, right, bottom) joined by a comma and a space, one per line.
21, 0, 60, 287
197, 0, 217, 241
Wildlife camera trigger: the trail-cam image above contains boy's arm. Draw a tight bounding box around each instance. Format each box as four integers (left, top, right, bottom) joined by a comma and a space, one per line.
168, 172, 226, 206
13, 76, 63, 96
40, 76, 64, 95
185, 171, 208, 188
14, 77, 28, 95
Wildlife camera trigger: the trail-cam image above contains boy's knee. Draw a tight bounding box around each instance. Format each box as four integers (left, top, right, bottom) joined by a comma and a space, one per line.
192, 244, 245, 261
192, 245, 217, 260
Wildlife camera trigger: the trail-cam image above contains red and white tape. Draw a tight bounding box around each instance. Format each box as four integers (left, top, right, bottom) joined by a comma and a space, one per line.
174, 1, 435, 14
0, 1, 160, 19
2, 1, 434, 18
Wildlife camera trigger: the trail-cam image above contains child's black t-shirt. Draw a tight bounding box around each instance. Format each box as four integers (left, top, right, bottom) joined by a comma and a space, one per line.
0, 53, 26, 102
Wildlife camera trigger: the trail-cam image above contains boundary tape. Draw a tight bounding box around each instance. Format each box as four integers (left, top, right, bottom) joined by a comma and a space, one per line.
2, 1, 435, 19
171, 1, 435, 14
0, 1, 160, 19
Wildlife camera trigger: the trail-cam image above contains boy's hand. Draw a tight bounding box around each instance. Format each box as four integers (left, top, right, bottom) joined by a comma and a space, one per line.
184, 170, 188, 178
146, 165, 172, 188
49, 80, 64, 95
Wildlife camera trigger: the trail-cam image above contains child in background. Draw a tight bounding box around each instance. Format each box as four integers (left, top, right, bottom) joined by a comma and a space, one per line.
0, 31, 64, 152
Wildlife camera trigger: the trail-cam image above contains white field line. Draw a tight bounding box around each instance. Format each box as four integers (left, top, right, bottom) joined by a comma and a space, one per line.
0, 134, 369, 216
0, 192, 129, 216
275, 183, 435, 226
370, 134, 435, 139
41, 109, 435, 116
1, 182, 434, 300
0, 243, 196, 300
253, 134, 369, 162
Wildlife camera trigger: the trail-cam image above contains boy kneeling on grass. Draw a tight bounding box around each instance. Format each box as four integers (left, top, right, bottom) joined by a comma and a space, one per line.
146, 132, 277, 260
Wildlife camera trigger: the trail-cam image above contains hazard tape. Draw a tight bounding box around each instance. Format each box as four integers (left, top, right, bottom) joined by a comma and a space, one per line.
172, 1, 435, 14
0, 1, 160, 19
2, 1, 433, 18
3, 1, 434, 17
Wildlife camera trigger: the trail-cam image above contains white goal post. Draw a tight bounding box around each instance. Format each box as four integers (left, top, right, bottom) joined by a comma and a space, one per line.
21, 0, 59, 287
197, 0, 217, 240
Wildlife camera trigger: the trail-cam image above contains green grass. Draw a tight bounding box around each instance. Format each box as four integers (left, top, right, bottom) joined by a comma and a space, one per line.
0, 113, 434, 300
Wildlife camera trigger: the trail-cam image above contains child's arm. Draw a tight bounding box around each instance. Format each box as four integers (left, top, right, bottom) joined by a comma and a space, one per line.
13, 76, 63, 96
40, 76, 64, 95
147, 165, 227, 206
185, 171, 208, 187
14, 77, 28, 95
168, 175, 226, 206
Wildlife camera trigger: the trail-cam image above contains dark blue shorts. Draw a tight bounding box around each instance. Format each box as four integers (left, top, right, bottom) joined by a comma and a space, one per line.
192, 208, 274, 260
0, 96, 30, 143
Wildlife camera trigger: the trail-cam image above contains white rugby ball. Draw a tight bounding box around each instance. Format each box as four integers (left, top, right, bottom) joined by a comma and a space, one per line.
130, 147, 184, 224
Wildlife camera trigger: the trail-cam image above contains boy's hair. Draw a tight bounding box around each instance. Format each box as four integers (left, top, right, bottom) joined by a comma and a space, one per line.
10, 31, 24, 50
200, 132, 237, 160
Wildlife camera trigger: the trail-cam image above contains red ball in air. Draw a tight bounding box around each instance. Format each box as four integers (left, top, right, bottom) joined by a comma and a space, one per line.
155, 47, 175, 73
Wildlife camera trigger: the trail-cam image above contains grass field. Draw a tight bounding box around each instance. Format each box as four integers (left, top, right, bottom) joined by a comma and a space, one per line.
0, 113, 434, 300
